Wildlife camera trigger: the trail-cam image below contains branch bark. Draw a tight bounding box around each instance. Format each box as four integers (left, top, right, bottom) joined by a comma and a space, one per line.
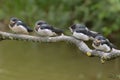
0, 31, 120, 63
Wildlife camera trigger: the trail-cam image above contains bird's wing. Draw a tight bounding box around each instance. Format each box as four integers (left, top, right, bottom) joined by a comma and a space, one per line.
101, 39, 116, 49
40, 25, 63, 35
75, 29, 89, 35
16, 21, 33, 32
40, 24, 53, 30
89, 31, 101, 38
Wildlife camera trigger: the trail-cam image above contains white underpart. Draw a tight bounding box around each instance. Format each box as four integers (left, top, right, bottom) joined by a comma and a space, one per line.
35, 28, 56, 37
73, 32, 89, 41
9, 24, 28, 34
92, 43, 111, 52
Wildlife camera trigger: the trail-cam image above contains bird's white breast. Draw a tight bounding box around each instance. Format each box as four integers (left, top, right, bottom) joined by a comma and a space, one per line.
92, 43, 111, 52
36, 28, 56, 37
73, 32, 89, 41
9, 24, 28, 34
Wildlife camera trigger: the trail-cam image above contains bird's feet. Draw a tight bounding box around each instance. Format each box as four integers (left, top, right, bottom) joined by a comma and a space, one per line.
100, 59, 105, 64
86, 52, 92, 57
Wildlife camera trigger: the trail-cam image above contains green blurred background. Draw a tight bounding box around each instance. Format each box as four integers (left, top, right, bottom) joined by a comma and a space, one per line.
0, 0, 120, 80
0, 0, 120, 38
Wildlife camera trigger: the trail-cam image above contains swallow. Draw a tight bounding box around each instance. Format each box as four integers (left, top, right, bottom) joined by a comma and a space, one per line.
9, 17, 33, 34
69, 24, 99, 41
34, 20, 64, 37
92, 35, 115, 52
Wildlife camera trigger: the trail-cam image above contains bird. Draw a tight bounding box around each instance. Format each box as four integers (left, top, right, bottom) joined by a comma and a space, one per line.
9, 17, 33, 34
69, 24, 100, 41
92, 35, 115, 52
34, 20, 64, 37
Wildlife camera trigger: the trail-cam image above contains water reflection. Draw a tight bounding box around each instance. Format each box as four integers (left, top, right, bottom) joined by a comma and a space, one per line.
0, 40, 119, 80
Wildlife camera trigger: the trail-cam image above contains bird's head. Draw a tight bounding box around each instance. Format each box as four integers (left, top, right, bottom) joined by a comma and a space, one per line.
10, 17, 19, 24
69, 24, 88, 32
93, 35, 106, 46
93, 39, 101, 46
35, 20, 47, 31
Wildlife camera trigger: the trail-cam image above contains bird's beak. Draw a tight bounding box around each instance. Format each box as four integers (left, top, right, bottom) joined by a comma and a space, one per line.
95, 39, 101, 43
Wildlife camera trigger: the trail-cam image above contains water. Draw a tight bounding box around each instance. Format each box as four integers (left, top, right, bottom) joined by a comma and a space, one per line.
0, 40, 119, 80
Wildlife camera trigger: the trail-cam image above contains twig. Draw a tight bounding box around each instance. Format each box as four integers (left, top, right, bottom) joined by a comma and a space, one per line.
0, 31, 120, 63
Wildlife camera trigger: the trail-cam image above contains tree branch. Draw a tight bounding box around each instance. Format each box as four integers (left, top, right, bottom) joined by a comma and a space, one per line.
0, 31, 120, 63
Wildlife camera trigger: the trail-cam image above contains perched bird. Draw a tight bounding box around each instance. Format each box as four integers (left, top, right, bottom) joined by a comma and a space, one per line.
9, 17, 33, 34
69, 24, 99, 41
34, 20, 64, 37
92, 35, 115, 52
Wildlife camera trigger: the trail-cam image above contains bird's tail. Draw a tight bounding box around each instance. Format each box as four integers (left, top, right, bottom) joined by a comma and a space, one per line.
106, 39, 117, 49
52, 28, 64, 35
110, 43, 117, 49
27, 28, 33, 32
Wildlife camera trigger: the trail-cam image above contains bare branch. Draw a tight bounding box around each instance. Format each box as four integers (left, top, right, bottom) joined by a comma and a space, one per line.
0, 31, 120, 63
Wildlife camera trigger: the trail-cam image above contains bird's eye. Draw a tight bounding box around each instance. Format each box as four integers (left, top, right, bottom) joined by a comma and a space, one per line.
37, 23, 42, 25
